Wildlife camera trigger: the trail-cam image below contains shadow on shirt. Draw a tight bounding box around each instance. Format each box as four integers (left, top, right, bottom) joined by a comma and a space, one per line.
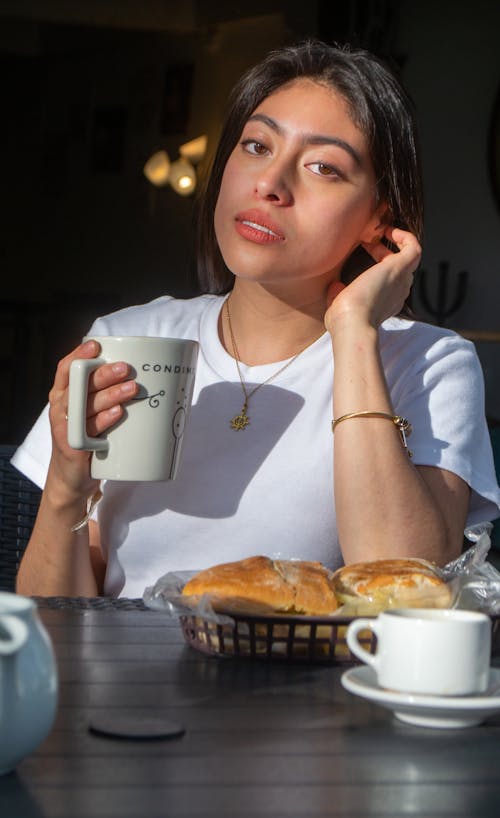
99, 381, 305, 523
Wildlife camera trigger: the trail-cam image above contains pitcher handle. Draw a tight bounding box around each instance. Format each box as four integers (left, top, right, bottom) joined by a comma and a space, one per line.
0, 614, 29, 655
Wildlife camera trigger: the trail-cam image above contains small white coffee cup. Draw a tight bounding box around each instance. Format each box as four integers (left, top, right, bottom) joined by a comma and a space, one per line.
68, 335, 198, 481
346, 608, 491, 696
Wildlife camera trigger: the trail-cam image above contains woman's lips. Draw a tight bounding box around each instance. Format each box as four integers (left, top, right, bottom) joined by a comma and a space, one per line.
235, 210, 285, 244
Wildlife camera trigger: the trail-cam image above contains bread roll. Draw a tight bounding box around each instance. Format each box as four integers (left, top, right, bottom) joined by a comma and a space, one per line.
332, 557, 452, 613
182, 555, 338, 615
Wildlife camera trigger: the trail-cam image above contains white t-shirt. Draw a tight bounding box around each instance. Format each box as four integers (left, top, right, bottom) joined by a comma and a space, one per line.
12, 294, 500, 597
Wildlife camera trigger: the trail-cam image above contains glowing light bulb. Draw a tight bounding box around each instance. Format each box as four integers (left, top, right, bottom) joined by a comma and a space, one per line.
169, 158, 196, 196
143, 150, 170, 186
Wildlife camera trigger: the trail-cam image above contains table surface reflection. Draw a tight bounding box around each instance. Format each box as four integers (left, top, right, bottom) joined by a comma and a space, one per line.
1, 597, 500, 818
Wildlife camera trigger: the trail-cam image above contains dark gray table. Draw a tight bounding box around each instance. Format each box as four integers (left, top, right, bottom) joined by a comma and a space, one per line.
1, 598, 500, 818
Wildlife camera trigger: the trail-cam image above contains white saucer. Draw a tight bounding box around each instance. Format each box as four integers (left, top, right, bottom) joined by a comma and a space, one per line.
341, 666, 500, 729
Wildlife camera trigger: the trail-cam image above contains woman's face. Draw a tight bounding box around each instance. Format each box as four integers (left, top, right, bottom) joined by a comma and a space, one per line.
214, 78, 384, 289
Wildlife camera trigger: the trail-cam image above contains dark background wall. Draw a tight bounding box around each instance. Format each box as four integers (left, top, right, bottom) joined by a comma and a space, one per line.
1, 0, 499, 444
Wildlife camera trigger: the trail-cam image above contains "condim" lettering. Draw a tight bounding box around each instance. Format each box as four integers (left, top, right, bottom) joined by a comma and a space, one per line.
142, 364, 195, 374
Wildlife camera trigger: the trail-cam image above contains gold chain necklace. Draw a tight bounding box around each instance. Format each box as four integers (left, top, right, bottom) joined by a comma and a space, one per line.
225, 297, 325, 431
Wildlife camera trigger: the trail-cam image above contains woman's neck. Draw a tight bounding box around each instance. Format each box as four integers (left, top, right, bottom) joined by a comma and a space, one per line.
219, 280, 328, 366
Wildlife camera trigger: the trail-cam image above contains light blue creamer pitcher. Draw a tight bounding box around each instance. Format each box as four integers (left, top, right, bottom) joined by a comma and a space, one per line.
0, 593, 58, 775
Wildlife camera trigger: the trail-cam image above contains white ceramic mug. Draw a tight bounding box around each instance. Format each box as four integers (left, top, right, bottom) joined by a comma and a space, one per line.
68, 335, 198, 481
346, 608, 491, 696
0, 593, 58, 775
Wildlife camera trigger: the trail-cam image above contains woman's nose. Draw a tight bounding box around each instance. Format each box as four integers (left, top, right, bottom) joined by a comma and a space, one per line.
255, 161, 293, 205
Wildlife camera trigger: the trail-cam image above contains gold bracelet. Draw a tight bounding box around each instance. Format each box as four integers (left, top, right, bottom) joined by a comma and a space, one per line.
331, 411, 413, 457
71, 488, 103, 533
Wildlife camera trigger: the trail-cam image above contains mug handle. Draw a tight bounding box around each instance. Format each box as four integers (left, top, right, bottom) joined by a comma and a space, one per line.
0, 614, 29, 655
67, 358, 109, 451
346, 617, 380, 668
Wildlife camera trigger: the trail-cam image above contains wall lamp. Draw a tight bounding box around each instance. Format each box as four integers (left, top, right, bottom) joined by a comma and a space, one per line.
143, 135, 207, 196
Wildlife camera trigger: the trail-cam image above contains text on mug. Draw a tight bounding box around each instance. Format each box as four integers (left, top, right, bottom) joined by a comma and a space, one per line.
142, 364, 195, 374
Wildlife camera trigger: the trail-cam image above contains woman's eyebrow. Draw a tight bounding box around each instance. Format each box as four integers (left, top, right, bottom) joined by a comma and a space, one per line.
247, 113, 362, 166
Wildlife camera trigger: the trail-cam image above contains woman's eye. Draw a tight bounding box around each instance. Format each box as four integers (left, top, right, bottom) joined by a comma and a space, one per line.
241, 139, 269, 156
307, 162, 342, 179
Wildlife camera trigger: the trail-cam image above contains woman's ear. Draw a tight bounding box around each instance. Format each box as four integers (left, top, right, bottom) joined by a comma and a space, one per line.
359, 203, 390, 245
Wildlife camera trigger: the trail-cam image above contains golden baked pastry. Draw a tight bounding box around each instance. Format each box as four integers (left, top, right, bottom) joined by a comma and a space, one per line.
182, 555, 338, 616
332, 557, 452, 613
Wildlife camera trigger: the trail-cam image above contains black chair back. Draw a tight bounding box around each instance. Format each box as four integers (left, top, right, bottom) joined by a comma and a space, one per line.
0, 445, 41, 592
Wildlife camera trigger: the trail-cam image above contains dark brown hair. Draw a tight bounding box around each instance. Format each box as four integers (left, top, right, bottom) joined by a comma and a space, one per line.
196, 39, 423, 294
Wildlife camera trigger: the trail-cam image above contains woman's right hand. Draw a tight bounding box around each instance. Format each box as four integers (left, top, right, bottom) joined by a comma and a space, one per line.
324, 227, 421, 334
47, 339, 139, 499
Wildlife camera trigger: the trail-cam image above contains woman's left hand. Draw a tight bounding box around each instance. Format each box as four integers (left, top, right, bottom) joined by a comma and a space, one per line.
324, 227, 422, 333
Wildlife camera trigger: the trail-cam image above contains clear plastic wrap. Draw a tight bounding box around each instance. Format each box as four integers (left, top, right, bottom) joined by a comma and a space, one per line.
442, 523, 500, 614
144, 570, 234, 624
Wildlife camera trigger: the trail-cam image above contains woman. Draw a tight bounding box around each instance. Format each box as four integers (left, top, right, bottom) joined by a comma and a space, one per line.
13, 41, 500, 597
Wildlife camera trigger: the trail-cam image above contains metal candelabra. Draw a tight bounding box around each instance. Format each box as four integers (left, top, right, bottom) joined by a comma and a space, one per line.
418, 261, 469, 326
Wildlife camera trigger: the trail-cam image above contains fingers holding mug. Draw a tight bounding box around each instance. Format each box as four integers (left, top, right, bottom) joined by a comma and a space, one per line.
84, 375, 139, 438
50, 340, 138, 449
49, 340, 102, 442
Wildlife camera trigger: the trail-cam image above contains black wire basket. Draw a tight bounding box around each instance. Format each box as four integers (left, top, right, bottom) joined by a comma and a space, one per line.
180, 611, 500, 665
